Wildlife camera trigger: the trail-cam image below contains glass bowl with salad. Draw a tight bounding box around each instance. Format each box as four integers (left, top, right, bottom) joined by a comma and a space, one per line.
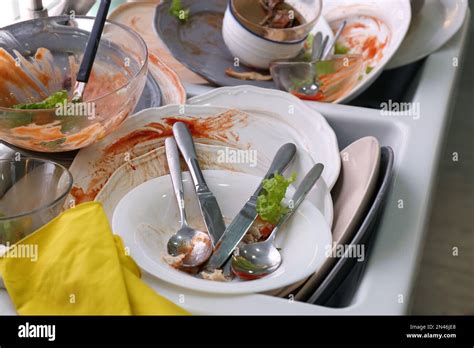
0, 158, 73, 246
0, 16, 148, 152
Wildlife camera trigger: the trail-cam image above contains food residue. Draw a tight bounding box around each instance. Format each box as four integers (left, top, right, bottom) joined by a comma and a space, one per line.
332, 15, 391, 77
256, 172, 296, 224
200, 269, 229, 282
12, 90, 68, 110
258, 0, 304, 28
162, 253, 186, 268
70, 110, 248, 205
225, 68, 272, 81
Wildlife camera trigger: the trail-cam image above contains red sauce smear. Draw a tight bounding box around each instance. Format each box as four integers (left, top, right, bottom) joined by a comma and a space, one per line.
70, 110, 248, 204
291, 91, 325, 101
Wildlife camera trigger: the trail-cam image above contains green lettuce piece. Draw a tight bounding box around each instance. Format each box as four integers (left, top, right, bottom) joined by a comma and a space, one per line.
169, 0, 189, 22
316, 60, 336, 75
256, 173, 296, 224
334, 42, 350, 55
12, 90, 68, 110
301, 33, 315, 61
232, 256, 261, 273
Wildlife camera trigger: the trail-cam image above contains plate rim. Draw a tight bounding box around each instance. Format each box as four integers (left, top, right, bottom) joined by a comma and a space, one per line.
332, 136, 381, 245
386, 0, 469, 69
304, 146, 395, 303
188, 85, 341, 189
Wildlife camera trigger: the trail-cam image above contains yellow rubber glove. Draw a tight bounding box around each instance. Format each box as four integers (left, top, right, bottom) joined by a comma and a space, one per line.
0, 202, 188, 315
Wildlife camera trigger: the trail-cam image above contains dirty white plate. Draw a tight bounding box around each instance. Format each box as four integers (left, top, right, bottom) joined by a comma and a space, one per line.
387, 0, 468, 69
187, 86, 340, 191
321, 0, 412, 103
112, 170, 332, 294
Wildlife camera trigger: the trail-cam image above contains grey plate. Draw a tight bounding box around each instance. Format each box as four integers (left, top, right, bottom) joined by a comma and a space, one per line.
305, 146, 395, 305
134, 72, 162, 113
154, 0, 275, 88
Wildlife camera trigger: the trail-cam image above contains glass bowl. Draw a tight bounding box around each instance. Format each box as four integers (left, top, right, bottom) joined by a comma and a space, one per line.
269, 54, 364, 103
0, 16, 148, 152
0, 158, 73, 245
230, 0, 322, 43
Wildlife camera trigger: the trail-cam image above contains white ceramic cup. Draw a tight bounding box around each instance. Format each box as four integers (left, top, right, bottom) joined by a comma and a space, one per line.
222, 5, 306, 70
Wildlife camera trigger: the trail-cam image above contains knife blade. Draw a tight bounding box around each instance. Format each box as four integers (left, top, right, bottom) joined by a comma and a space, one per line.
173, 122, 226, 245
205, 143, 297, 270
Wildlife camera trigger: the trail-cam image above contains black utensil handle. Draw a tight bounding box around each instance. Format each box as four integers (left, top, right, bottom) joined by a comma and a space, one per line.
76, 0, 112, 83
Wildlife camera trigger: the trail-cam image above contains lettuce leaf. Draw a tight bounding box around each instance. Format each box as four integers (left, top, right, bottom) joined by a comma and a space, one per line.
256, 173, 296, 224
169, 0, 189, 22
334, 42, 350, 55
12, 90, 68, 110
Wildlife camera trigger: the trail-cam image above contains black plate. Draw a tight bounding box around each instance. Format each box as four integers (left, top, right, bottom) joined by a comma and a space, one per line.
305, 146, 395, 305
154, 0, 275, 88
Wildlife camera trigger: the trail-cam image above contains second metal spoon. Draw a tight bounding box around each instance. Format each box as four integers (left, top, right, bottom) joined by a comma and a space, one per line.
231, 163, 325, 280
298, 20, 347, 97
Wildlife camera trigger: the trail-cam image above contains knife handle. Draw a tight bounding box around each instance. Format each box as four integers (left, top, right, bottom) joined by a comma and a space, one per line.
292, 163, 324, 209
253, 143, 297, 197
165, 137, 187, 225
265, 143, 297, 177
173, 122, 207, 188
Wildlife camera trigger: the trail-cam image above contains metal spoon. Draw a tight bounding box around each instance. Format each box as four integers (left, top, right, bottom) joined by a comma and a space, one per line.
231, 163, 324, 280
322, 20, 347, 60
298, 21, 347, 96
165, 137, 213, 268
311, 32, 324, 62
298, 32, 326, 96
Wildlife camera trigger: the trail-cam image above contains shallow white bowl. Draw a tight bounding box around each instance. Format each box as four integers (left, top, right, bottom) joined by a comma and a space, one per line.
112, 170, 332, 294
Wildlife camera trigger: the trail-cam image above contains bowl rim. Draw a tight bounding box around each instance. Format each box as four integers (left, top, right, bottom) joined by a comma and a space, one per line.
229, 0, 322, 44
0, 157, 73, 221
0, 15, 149, 112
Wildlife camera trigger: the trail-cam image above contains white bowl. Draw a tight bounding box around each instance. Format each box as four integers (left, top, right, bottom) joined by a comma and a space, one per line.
222, 6, 305, 69
112, 170, 332, 295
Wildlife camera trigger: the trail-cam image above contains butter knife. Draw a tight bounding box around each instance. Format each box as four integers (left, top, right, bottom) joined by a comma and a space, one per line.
173, 122, 226, 245
205, 143, 297, 270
